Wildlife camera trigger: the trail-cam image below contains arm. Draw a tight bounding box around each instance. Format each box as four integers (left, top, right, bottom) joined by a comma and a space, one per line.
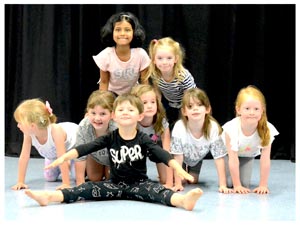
75, 161, 87, 186
11, 134, 32, 190
74, 127, 88, 186
45, 149, 79, 170
225, 133, 251, 194
168, 158, 194, 183
99, 69, 110, 91
140, 67, 149, 85
253, 145, 271, 194
51, 124, 73, 190
172, 154, 185, 192
214, 157, 233, 194
161, 128, 174, 188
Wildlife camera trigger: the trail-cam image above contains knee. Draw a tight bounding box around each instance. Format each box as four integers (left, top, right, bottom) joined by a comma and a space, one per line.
44, 169, 59, 182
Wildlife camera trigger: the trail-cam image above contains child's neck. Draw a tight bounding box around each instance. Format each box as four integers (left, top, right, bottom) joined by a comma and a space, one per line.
94, 128, 108, 138
34, 127, 48, 144
139, 116, 154, 127
187, 120, 204, 139
240, 121, 257, 136
161, 71, 174, 82
115, 45, 131, 62
118, 126, 138, 140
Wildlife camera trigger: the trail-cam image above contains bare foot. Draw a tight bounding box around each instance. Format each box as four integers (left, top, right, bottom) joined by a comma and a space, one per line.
25, 189, 49, 206
183, 188, 203, 211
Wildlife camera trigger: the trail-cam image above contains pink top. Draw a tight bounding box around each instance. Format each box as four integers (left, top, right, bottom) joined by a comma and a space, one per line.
93, 47, 150, 95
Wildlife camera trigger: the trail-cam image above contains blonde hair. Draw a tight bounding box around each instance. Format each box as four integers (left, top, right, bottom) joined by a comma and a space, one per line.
181, 88, 222, 139
235, 85, 270, 146
14, 98, 57, 129
131, 84, 166, 135
86, 90, 116, 114
113, 93, 144, 114
146, 37, 186, 85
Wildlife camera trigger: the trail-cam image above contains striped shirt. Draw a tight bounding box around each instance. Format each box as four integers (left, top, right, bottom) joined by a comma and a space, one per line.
158, 69, 196, 109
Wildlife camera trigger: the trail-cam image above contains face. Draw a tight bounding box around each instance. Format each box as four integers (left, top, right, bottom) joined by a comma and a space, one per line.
139, 91, 157, 118
113, 101, 143, 126
154, 47, 177, 75
182, 97, 210, 122
236, 96, 263, 125
86, 105, 112, 132
17, 122, 35, 135
113, 21, 133, 46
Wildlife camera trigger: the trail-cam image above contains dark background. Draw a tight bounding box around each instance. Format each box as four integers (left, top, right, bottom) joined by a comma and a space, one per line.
5, 4, 295, 161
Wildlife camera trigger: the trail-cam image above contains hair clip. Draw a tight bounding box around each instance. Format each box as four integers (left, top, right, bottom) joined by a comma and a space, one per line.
45, 101, 53, 116
120, 14, 130, 20
153, 39, 158, 44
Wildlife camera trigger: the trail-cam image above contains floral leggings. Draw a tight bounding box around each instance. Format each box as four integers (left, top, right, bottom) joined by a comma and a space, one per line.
61, 179, 174, 206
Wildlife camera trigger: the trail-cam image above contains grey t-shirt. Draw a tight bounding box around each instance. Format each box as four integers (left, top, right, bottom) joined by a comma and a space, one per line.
75, 117, 117, 165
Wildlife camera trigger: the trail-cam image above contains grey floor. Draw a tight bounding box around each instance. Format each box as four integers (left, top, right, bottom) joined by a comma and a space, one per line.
3, 156, 297, 224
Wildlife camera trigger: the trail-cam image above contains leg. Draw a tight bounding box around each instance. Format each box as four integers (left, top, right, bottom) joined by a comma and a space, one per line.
239, 157, 254, 188
25, 189, 64, 206
86, 155, 106, 181
25, 180, 123, 206
224, 155, 233, 187
44, 158, 60, 182
170, 188, 203, 211
75, 159, 87, 186
187, 160, 202, 184
156, 163, 174, 188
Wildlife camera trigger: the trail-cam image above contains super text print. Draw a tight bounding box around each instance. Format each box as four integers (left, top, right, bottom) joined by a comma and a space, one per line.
110, 145, 144, 167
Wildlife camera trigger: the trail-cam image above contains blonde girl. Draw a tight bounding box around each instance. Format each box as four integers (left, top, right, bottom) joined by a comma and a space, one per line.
131, 84, 173, 188
171, 88, 232, 193
13, 99, 78, 190
93, 12, 150, 96
222, 85, 279, 194
75, 90, 117, 185
146, 37, 196, 129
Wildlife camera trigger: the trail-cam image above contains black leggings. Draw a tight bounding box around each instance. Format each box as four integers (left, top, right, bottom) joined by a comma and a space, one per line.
62, 179, 174, 206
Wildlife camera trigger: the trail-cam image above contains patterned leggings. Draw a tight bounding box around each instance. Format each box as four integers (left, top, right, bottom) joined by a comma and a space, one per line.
61, 179, 174, 206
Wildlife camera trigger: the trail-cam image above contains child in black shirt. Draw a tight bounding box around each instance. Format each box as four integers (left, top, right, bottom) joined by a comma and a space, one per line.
25, 94, 203, 211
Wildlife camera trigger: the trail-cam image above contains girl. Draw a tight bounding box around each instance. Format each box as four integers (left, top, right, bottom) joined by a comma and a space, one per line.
171, 88, 232, 193
146, 37, 197, 130
12, 99, 78, 190
75, 90, 117, 185
131, 84, 173, 188
24, 94, 203, 211
93, 11, 151, 96
222, 85, 279, 194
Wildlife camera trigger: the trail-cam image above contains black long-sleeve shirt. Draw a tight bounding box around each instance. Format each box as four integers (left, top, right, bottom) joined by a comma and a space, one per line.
76, 129, 173, 183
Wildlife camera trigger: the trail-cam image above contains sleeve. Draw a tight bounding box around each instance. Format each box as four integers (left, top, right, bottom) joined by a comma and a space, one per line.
92, 48, 111, 71
162, 117, 169, 129
209, 121, 227, 159
170, 120, 185, 155
268, 121, 280, 145
138, 48, 151, 71
76, 134, 110, 158
74, 125, 88, 161
142, 133, 173, 165
222, 118, 240, 151
182, 69, 197, 90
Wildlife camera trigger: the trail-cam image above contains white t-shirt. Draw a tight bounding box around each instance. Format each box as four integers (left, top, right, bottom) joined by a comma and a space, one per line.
171, 119, 227, 167
93, 47, 151, 95
222, 117, 279, 157
31, 122, 78, 160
